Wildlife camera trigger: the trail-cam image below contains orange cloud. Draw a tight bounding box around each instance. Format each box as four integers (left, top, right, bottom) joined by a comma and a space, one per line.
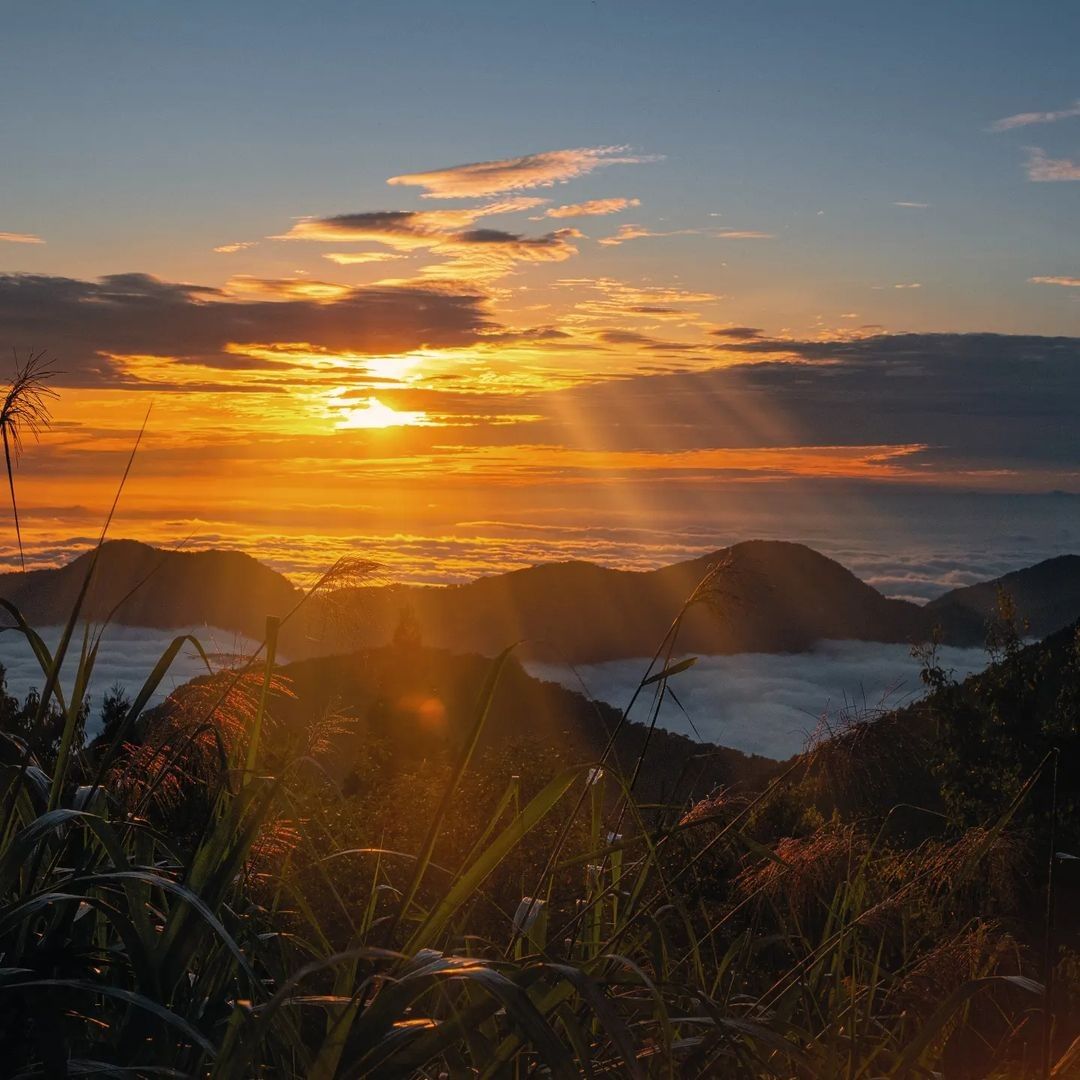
225, 276, 355, 301
415, 228, 583, 284
542, 197, 640, 219
0, 231, 44, 244
275, 197, 545, 248
564, 277, 722, 321
213, 241, 256, 254
387, 146, 660, 198
323, 251, 407, 265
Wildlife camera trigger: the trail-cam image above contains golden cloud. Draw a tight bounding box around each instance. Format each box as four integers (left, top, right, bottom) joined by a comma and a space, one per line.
275, 197, 546, 249
224, 276, 356, 301
564, 277, 722, 321
386, 146, 660, 198
415, 228, 583, 285
0, 231, 45, 244
323, 252, 407, 265
542, 197, 641, 219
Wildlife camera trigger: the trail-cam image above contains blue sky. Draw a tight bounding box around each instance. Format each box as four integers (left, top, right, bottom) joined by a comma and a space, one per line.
2, 0, 1078, 332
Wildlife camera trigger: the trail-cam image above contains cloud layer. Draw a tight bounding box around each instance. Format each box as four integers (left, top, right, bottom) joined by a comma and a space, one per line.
0, 272, 494, 380
527, 640, 988, 759
560, 332, 1080, 473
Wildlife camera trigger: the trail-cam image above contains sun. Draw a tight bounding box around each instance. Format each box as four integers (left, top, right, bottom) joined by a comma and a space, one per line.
335, 396, 428, 429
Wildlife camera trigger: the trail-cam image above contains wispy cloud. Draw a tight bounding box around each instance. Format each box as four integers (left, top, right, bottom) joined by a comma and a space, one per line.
712, 229, 774, 239
893, 201, 930, 209
213, 241, 256, 254
224, 275, 355, 300
1030, 275, 1080, 287
1025, 148, 1080, 181
711, 326, 764, 340
275, 198, 544, 248
541, 197, 640, 219
387, 146, 661, 198
599, 224, 773, 247
275, 198, 582, 283
593, 328, 694, 352
564, 277, 722, 321
989, 99, 1080, 132
414, 228, 583, 284
599, 224, 696, 247
0, 231, 45, 245
323, 251, 407, 265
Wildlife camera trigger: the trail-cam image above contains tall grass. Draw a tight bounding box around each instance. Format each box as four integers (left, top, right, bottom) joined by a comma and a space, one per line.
0, 394, 1068, 1076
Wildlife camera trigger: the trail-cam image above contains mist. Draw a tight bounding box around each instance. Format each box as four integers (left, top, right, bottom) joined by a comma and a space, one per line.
0, 624, 262, 733
526, 640, 990, 759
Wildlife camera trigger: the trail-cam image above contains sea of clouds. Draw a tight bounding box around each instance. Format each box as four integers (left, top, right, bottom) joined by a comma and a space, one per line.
0, 625, 1000, 759
0, 625, 262, 735
525, 640, 989, 759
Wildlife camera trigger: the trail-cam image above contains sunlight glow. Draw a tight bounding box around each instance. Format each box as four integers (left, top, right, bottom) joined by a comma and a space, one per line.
335, 396, 429, 429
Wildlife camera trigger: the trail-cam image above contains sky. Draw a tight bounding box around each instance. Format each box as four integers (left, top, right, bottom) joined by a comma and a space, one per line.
0, 1, 1078, 589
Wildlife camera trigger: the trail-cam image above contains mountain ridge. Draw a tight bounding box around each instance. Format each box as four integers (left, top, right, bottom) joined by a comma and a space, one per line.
1, 538, 1077, 663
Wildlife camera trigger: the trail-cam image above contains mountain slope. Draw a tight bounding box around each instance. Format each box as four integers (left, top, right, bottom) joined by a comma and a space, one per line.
926, 554, 1080, 640
260, 644, 782, 800
0, 540, 299, 638
318, 540, 928, 663
5, 538, 1080, 665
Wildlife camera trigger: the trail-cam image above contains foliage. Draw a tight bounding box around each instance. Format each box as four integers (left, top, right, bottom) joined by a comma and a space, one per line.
922, 593, 1080, 851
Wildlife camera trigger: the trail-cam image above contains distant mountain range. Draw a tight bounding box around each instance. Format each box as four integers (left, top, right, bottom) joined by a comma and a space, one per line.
2, 538, 1078, 663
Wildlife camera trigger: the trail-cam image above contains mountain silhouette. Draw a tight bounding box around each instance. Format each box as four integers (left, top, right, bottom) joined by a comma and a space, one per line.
326, 540, 926, 662
0, 540, 297, 639
2, 538, 1078, 663
923, 554, 1080, 641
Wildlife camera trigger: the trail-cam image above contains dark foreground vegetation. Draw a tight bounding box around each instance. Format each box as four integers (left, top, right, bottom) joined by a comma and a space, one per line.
1, 542, 1079, 1077
1, 356, 1079, 1076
